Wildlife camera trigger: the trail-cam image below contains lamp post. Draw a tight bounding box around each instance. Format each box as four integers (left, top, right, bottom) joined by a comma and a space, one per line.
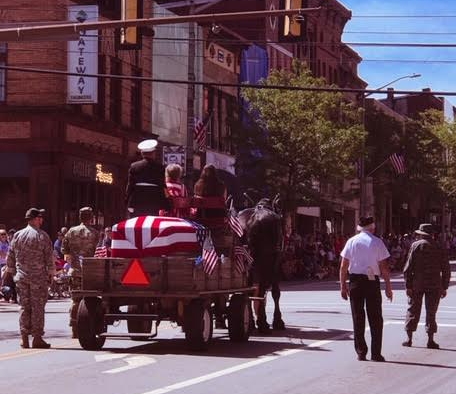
359, 73, 421, 217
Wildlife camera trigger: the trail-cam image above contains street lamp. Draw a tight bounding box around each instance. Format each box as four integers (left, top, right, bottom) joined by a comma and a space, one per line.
359, 73, 422, 217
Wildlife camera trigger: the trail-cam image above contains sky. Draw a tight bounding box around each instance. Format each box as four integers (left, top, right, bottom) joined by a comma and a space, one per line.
339, 0, 456, 106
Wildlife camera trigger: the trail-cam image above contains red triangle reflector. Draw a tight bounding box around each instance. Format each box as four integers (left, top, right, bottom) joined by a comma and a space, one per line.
121, 259, 150, 286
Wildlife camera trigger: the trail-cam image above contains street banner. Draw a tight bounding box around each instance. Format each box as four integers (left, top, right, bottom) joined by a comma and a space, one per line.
163, 145, 186, 175
67, 5, 98, 103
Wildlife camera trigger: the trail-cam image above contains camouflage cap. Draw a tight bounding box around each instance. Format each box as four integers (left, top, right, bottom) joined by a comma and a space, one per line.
25, 208, 45, 219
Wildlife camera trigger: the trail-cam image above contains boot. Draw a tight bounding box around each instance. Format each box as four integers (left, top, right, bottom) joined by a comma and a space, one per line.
402, 330, 413, 347
32, 336, 51, 349
20, 334, 29, 349
427, 333, 439, 349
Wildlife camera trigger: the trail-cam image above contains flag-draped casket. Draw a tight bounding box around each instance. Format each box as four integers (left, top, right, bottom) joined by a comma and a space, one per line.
111, 216, 208, 258
83, 215, 248, 292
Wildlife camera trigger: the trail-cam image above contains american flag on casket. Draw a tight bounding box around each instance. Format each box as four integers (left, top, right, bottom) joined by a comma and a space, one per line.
111, 216, 210, 258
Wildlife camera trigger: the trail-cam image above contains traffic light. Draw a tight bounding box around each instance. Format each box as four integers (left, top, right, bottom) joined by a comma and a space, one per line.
281, 0, 305, 41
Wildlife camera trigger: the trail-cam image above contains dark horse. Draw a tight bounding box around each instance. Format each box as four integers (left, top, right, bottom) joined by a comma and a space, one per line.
237, 196, 285, 333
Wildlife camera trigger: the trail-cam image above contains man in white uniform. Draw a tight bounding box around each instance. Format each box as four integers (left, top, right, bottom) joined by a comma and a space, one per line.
339, 216, 393, 362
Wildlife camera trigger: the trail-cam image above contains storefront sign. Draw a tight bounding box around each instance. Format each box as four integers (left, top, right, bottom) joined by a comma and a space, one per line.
206, 42, 235, 73
67, 158, 116, 185
95, 164, 113, 184
67, 5, 98, 103
163, 146, 186, 174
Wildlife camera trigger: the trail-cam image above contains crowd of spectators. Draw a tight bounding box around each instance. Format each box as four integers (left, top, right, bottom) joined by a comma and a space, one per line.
281, 228, 454, 281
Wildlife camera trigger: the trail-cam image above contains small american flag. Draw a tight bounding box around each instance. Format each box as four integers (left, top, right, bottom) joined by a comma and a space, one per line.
228, 209, 244, 238
194, 112, 212, 152
187, 220, 210, 248
234, 245, 254, 274
202, 237, 219, 275
94, 245, 108, 258
389, 153, 406, 174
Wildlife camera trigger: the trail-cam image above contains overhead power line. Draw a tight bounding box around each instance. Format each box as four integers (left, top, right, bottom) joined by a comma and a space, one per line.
1, 63, 456, 97
352, 15, 456, 18
345, 31, 456, 35
0, 7, 320, 41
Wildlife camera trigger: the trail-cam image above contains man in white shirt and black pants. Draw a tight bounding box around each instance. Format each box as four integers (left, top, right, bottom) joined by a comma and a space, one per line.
339, 216, 393, 362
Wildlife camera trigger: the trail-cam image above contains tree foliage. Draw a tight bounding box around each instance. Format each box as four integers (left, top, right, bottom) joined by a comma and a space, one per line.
419, 109, 456, 200
240, 61, 364, 212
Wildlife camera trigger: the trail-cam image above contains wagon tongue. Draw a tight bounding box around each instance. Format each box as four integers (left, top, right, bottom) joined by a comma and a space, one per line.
121, 258, 151, 286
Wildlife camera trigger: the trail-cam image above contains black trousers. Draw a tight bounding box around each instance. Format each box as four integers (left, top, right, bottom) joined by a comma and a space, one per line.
349, 274, 383, 357
405, 289, 440, 334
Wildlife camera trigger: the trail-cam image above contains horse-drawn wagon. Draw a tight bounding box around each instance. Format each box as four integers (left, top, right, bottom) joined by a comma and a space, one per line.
72, 197, 256, 351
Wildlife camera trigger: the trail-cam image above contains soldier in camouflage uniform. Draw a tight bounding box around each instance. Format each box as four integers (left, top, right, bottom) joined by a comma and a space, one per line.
5, 208, 55, 349
402, 223, 451, 349
62, 207, 99, 338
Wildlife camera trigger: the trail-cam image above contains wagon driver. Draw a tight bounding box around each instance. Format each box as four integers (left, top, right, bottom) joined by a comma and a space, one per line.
125, 139, 169, 218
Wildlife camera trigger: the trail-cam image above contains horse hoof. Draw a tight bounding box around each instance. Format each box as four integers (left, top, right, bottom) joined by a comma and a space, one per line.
257, 321, 270, 334
273, 320, 286, 330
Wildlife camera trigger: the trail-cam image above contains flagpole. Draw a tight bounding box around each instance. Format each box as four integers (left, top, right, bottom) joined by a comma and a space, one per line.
366, 157, 390, 178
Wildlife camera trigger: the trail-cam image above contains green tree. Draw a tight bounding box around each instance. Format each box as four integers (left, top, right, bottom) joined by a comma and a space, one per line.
418, 109, 456, 200
240, 61, 364, 217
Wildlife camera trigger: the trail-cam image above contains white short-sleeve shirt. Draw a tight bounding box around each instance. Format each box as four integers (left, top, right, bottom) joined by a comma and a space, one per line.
340, 230, 390, 275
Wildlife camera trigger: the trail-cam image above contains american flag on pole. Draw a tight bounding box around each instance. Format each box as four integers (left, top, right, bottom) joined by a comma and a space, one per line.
389, 153, 406, 174
94, 245, 108, 258
228, 208, 244, 238
202, 236, 219, 275
194, 112, 212, 152
111, 216, 209, 258
234, 245, 254, 274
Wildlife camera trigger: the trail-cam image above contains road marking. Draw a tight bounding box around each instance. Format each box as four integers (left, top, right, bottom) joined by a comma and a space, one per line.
0, 340, 77, 362
95, 353, 132, 362
136, 320, 455, 394
138, 332, 352, 394
103, 356, 156, 374
387, 321, 456, 328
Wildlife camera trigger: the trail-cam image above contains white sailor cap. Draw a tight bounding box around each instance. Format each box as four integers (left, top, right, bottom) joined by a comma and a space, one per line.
138, 139, 158, 152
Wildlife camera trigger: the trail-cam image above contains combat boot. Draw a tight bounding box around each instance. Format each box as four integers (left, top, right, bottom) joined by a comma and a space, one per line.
32, 337, 51, 349
20, 334, 29, 349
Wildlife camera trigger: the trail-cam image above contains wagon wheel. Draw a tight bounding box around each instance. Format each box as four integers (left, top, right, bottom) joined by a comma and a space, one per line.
227, 294, 251, 342
184, 299, 213, 351
77, 297, 106, 350
127, 304, 153, 341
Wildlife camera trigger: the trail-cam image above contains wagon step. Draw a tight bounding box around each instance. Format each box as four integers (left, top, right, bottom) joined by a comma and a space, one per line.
99, 332, 158, 339
105, 313, 159, 320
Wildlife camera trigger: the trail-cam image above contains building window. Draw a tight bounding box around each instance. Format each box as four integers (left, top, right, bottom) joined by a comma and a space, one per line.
131, 66, 142, 131
0, 43, 7, 102
119, 0, 142, 49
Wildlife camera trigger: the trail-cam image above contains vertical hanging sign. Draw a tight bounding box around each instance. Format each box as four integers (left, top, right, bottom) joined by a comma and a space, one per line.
67, 5, 98, 103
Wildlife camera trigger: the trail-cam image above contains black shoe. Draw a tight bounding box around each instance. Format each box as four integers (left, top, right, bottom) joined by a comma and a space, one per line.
427, 340, 440, 349
357, 354, 367, 361
402, 339, 412, 347
371, 355, 386, 362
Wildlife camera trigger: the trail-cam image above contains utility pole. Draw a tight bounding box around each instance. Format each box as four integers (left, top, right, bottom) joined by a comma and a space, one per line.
359, 73, 421, 218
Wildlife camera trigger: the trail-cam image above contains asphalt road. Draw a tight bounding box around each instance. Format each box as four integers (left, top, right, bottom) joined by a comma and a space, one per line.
1, 265, 455, 394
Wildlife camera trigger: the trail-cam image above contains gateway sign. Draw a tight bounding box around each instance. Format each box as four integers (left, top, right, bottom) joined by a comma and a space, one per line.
67, 5, 98, 103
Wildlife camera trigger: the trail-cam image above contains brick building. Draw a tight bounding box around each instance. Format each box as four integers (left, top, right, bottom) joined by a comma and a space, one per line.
0, 0, 153, 236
